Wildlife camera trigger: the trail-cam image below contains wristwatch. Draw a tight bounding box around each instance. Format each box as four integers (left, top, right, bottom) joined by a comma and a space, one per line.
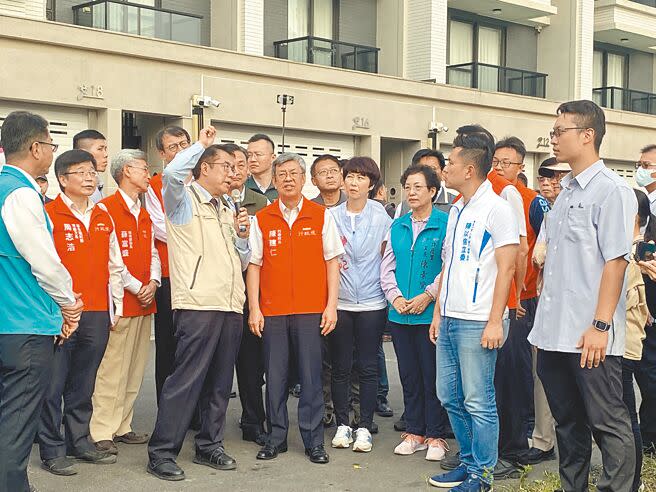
592, 319, 611, 332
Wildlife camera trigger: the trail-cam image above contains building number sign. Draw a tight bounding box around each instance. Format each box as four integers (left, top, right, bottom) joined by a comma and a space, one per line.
78, 84, 104, 101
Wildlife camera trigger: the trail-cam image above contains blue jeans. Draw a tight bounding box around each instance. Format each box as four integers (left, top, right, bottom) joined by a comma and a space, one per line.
436, 316, 499, 484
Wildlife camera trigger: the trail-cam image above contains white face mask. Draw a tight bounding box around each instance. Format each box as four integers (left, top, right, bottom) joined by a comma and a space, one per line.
635, 167, 656, 187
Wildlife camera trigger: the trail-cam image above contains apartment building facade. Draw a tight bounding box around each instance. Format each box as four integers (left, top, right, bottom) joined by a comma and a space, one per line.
0, 0, 655, 201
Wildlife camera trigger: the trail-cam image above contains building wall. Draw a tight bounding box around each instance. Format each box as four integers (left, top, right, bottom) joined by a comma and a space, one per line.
0, 0, 44, 19
338, 0, 377, 46
263, 0, 287, 56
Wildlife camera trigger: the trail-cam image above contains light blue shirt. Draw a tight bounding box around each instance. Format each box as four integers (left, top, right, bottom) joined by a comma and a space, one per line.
162, 142, 250, 268
529, 160, 638, 356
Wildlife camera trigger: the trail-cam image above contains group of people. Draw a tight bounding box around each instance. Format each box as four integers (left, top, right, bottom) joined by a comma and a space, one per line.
0, 98, 654, 492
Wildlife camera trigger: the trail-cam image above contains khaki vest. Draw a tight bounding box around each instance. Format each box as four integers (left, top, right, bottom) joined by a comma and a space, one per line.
166, 184, 245, 313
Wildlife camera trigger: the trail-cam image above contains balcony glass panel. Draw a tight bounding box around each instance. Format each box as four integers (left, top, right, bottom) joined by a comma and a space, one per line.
446, 62, 547, 98
593, 87, 656, 115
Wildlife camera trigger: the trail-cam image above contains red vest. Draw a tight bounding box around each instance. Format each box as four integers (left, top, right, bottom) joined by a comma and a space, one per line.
256, 199, 327, 316
149, 174, 169, 278
46, 195, 112, 312
101, 191, 156, 317
515, 180, 539, 300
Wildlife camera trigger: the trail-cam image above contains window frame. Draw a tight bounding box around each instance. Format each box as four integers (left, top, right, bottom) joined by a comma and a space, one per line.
593, 43, 630, 89
447, 10, 507, 67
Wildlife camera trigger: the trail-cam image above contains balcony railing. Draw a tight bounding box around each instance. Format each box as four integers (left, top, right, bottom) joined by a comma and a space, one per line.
630, 0, 656, 7
446, 62, 547, 98
273, 36, 379, 73
73, 0, 202, 45
593, 87, 656, 116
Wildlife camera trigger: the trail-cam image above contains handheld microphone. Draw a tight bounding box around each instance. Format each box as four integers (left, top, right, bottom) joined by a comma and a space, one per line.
231, 189, 247, 233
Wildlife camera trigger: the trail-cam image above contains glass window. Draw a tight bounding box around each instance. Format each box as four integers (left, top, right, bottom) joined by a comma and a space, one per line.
593, 50, 603, 88
448, 20, 473, 65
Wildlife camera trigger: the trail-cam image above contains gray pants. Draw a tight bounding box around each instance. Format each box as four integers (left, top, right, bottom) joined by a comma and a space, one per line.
537, 351, 635, 492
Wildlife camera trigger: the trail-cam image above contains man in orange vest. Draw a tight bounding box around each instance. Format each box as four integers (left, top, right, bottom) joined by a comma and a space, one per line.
492, 137, 552, 473
90, 149, 161, 455
145, 125, 191, 403
247, 152, 344, 464
38, 149, 130, 475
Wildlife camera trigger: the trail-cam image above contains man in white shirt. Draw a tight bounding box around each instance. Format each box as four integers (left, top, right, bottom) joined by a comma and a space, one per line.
0, 110, 83, 492
73, 130, 108, 204
428, 127, 519, 492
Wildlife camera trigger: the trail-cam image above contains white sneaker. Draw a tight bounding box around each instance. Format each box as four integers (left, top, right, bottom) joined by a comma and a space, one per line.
352, 428, 372, 453
331, 425, 353, 448
394, 433, 427, 455
425, 438, 448, 461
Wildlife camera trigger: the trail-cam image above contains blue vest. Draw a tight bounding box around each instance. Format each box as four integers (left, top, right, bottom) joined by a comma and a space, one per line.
0, 166, 63, 335
389, 207, 448, 325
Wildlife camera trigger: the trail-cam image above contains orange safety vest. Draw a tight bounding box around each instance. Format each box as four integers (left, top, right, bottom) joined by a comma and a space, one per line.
101, 191, 157, 317
256, 199, 327, 316
514, 180, 539, 300
46, 195, 113, 312
149, 173, 169, 278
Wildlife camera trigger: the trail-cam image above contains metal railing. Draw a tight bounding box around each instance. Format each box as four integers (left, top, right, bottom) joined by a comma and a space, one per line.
593, 86, 656, 115
73, 0, 202, 45
630, 0, 656, 7
446, 62, 547, 98
273, 36, 379, 73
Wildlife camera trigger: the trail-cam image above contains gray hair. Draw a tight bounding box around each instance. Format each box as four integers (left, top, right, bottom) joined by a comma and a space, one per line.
272, 152, 306, 175
110, 149, 147, 184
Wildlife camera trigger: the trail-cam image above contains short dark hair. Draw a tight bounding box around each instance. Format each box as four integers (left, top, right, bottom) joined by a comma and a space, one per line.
247, 133, 275, 153
452, 124, 495, 178
54, 149, 97, 191
0, 111, 50, 159
556, 100, 606, 152
635, 188, 651, 229
640, 144, 656, 155
192, 144, 233, 180
73, 129, 106, 149
400, 164, 440, 199
155, 126, 190, 152
495, 136, 526, 161
517, 172, 528, 187
369, 177, 384, 200
342, 157, 381, 187
411, 148, 446, 169
222, 143, 248, 161
311, 154, 342, 176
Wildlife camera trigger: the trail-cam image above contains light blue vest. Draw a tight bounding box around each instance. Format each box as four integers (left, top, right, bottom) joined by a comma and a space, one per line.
0, 166, 63, 335
388, 207, 448, 325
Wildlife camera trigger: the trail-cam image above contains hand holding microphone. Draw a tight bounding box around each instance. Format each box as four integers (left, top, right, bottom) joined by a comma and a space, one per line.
231, 189, 250, 238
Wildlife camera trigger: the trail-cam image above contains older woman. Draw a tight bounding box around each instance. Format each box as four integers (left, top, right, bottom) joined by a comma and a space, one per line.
329, 157, 391, 453
381, 164, 450, 461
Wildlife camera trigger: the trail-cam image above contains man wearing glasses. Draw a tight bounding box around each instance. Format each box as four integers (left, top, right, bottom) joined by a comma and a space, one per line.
311, 154, 346, 209
90, 149, 161, 455
247, 153, 344, 464
145, 126, 191, 403
246, 133, 278, 202
148, 128, 251, 480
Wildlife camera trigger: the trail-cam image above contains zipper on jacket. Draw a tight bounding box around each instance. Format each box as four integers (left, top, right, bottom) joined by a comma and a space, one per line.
443, 203, 468, 313
189, 255, 202, 290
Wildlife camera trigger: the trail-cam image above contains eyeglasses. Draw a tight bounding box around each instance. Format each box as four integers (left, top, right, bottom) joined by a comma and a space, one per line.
549, 127, 588, 139
64, 170, 98, 178
403, 184, 429, 193
127, 164, 150, 173
204, 160, 236, 173
314, 168, 341, 178
165, 140, 190, 153
36, 141, 59, 152
492, 158, 523, 168
276, 171, 303, 180
636, 161, 656, 170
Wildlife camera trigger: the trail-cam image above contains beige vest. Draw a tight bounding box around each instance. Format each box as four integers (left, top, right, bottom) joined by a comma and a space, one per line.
166, 184, 245, 313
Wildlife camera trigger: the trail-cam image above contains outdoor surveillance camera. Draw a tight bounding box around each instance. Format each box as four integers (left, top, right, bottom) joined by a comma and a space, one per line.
192, 95, 221, 108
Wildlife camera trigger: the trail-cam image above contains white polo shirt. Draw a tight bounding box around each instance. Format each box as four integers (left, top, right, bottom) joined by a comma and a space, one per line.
440, 180, 519, 321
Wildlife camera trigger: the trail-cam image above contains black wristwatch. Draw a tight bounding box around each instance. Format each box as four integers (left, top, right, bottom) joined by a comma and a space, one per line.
592, 319, 611, 332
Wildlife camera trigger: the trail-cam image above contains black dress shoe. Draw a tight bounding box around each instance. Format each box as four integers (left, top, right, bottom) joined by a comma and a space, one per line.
526, 446, 555, 464
305, 444, 329, 464
375, 401, 394, 417
42, 456, 77, 476
370, 421, 379, 434
393, 417, 406, 432
147, 460, 185, 481
440, 451, 461, 470
256, 443, 288, 460
242, 426, 267, 446
493, 458, 523, 480
71, 449, 117, 464
193, 448, 237, 470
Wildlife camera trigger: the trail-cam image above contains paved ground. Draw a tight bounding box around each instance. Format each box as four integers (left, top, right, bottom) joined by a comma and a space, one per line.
27, 341, 586, 492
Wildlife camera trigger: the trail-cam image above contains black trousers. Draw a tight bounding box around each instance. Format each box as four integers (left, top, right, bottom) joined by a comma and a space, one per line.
537, 350, 635, 492
148, 310, 242, 463
154, 277, 175, 403
495, 299, 536, 463
0, 334, 54, 492
37, 312, 110, 460
329, 309, 386, 430
236, 303, 265, 432
263, 314, 324, 449
635, 322, 656, 451
622, 358, 643, 492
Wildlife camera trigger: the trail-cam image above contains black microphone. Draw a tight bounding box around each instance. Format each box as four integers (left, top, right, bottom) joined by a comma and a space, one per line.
231, 189, 247, 232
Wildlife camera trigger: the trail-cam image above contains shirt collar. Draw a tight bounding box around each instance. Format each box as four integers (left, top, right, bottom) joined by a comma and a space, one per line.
647, 188, 656, 204
190, 181, 214, 203
118, 188, 141, 212
563, 159, 605, 190
279, 196, 303, 216
60, 192, 94, 215
454, 180, 492, 210
3, 164, 40, 193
